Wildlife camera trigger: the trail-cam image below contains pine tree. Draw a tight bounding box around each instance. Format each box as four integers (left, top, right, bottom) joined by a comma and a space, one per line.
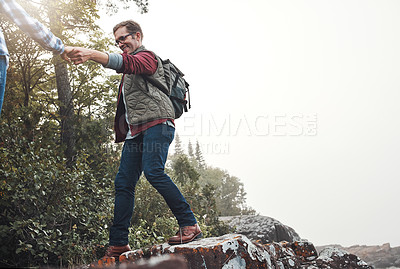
188, 140, 194, 158
195, 140, 205, 169
174, 133, 184, 155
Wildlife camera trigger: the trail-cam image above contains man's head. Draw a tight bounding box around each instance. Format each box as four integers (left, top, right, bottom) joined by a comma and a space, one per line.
113, 20, 143, 54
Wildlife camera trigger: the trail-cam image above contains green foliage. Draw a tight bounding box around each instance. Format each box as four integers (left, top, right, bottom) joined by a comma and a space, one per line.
102, 0, 149, 14
0, 138, 115, 267
128, 155, 232, 251
128, 218, 176, 250
173, 138, 255, 217
200, 167, 256, 216
169, 155, 232, 237
0, 2, 120, 265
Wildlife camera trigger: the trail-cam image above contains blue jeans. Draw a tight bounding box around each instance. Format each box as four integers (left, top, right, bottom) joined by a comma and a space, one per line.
109, 123, 197, 246
0, 56, 7, 117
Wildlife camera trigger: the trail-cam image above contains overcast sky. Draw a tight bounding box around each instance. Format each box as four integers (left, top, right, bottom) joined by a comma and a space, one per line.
98, 0, 400, 247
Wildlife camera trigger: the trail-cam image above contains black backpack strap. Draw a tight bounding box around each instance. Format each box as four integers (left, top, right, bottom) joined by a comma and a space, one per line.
172, 74, 180, 89
185, 81, 191, 110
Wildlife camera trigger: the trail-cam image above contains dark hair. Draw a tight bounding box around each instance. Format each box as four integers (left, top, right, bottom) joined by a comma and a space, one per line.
113, 20, 143, 40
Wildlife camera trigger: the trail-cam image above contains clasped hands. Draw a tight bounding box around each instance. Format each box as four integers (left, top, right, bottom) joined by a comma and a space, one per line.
61, 46, 93, 65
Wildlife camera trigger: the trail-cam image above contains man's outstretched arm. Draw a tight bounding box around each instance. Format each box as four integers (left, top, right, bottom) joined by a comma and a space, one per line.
67, 47, 157, 76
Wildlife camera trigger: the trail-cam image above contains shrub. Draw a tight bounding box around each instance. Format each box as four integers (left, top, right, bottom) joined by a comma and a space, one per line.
0, 139, 114, 267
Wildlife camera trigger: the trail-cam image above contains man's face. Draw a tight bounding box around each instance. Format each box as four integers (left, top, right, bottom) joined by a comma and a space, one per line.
114, 26, 141, 54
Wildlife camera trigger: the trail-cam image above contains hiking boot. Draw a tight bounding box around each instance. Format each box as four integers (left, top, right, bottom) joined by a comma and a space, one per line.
168, 223, 203, 245
104, 244, 131, 258
90, 245, 131, 267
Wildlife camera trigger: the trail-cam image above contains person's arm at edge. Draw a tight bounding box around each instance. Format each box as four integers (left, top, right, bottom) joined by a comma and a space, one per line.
2, 0, 64, 54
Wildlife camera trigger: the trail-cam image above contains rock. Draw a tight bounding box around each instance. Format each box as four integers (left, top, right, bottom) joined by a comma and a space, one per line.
314, 247, 372, 269
83, 215, 375, 268
219, 215, 301, 244
290, 240, 318, 261
88, 254, 187, 269
317, 243, 400, 269
124, 234, 280, 268
119, 249, 144, 263
117, 233, 372, 269
119, 255, 187, 269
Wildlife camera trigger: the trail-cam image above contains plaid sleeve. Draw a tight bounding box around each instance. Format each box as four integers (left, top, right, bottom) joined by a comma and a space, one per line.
1, 0, 64, 54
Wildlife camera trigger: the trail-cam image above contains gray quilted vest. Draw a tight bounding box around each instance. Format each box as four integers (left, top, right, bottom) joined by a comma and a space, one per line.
122, 46, 175, 125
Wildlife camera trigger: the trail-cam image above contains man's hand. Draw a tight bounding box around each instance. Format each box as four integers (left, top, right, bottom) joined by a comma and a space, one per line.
67, 47, 94, 65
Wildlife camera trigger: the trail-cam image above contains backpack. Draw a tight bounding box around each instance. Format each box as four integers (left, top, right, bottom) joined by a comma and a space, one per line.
143, 56, 191, 119
161, 59, 191, 119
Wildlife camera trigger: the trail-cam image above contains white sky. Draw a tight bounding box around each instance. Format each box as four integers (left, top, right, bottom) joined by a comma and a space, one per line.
98, 0, 400, 247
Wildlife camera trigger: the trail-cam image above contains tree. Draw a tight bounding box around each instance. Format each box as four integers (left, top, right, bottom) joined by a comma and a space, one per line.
198, 166, 255, 216
7, 0, 149, 165
188, 140, 194, 158
195, 140, 205, 169
174, 133, 184, 155
101, 0, 149, 14
170, 155, 230, 237
0, 18, 54, 142
46, 0, 100, 166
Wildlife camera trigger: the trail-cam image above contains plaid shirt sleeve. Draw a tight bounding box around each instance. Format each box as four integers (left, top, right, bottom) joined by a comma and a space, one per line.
0, 0, 64, 54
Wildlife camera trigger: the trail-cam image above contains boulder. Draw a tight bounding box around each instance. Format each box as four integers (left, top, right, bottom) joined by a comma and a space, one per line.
89, 254, 187, 269
317, 243, 400, 269
121, 234, 304, 268
314, 247, 372, 269
117, 234, 372, 269
119, 255, 187, 269
219, 215, 301, 244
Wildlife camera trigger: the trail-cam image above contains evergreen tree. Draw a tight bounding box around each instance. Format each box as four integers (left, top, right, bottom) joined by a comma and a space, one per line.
188, 140, 194, 158
174, 133, 184, 155
195, 140, 205, 169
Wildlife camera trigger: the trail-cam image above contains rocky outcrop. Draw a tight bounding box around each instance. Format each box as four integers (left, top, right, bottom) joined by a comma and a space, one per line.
317, 243, 400, 269
119, 255, 187, 269
96, 234, 372, 269
219, 215, 301, 244
85, 215, 375, 268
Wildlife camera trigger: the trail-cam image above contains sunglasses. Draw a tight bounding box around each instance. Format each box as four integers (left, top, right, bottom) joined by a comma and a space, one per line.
115, 32, 136, 46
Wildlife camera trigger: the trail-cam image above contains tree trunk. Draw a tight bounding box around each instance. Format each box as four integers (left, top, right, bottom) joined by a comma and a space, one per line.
47, 1, 76, 167
54, 57, 76, 166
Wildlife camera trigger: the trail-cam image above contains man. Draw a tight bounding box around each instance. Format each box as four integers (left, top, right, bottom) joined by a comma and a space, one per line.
67, 20, 201, 260
0, 0, 70, 116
